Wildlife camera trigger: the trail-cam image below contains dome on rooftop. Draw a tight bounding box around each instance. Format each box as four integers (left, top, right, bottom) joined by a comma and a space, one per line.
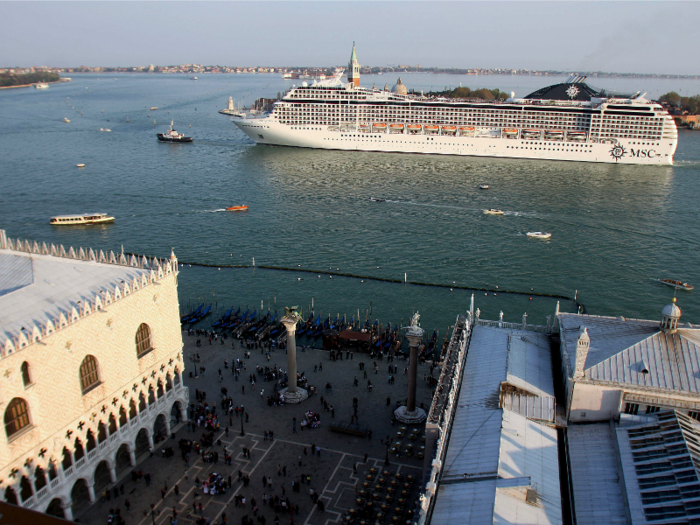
392, 77, 408, 96
662, 300, 681, 319
661, 298, 681, 333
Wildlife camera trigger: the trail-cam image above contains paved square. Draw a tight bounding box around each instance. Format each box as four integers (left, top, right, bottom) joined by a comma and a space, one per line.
76, 331, 434, 525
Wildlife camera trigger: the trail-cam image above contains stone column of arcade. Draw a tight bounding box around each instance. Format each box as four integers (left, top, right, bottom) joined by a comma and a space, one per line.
394, 313, 427, 424
280, 307, 308, 404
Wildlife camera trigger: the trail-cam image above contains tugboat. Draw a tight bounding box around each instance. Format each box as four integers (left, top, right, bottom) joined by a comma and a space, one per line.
157, 121, 193, 143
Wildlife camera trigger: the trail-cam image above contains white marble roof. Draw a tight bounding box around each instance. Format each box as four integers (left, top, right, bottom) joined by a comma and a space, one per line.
431, 325, 561, 524
567, 423, 628, 525
494, 410, 561, 524
559, 312, 700, 394
0, 249, 149, 348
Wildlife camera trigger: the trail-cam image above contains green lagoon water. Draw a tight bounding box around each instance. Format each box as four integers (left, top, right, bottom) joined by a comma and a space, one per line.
1, 73, 699, 334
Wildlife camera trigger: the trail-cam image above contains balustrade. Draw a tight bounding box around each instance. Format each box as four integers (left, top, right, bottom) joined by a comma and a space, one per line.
76, 457, 86, 470
63, 466, 74, 477
50, 477, 60, 489
87, 449, 97, 460
36, 487, 48, 500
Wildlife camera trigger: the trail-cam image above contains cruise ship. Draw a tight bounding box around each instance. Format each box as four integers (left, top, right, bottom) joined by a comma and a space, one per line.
233, 45, 678, 165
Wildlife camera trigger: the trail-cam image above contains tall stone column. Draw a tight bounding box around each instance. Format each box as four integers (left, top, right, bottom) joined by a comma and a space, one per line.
406, 332, 420, 412
279, 310, 308, 404
128, 449, 136, 467
280, 306, 309, 403
395, 314, 427, 424
282, 318, 298, 393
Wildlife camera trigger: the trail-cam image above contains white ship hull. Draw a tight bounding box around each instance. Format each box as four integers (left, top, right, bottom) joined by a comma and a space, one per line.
233, 118, 675, 166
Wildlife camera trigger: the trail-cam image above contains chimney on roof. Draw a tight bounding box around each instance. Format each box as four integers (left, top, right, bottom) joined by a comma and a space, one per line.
573, 327, 590, 380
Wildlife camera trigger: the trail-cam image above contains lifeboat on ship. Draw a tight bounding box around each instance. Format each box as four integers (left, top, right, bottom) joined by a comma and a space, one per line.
389, 124, 404, 134
441, 126, 457, 135
424, 125, 439, 135
407, 124, 422, 134
459, 126, 475, 136
522, 129, 541, 139
503, 128, 518, 136
567, 131, 587, 142
372, 123, 387, 128
359, 123, 370, 131
544, 130, 564, 141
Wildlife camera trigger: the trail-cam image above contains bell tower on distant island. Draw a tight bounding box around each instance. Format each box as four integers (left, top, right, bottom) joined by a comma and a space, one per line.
348, 42, 360, 87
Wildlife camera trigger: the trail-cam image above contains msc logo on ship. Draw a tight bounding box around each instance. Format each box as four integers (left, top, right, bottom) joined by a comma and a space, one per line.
610, 144, 660, 162
630, 148, 659, 158
609, 145, 626, 162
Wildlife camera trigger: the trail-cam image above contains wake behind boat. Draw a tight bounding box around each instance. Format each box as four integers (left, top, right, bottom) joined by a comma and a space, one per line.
157, 121, 193, 143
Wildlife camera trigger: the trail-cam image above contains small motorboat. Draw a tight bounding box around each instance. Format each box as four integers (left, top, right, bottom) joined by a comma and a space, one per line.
483, 209, 504, 216
76, 163, 85, 168
658, 279, 694, 291
99, 128, 111, 132
527, 231, 552, 240
63, 118, 70, 123
227, 205, 248, 212
150, 107, 158, 111
479, 184, 489, 190
369, 197, 386, 203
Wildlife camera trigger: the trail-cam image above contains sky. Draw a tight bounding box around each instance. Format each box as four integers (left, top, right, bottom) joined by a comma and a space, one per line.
2, 1, 699, 75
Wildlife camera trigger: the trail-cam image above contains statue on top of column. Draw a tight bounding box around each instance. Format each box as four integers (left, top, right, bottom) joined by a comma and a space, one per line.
283, 306, 303, 324
410, 311, 420, 328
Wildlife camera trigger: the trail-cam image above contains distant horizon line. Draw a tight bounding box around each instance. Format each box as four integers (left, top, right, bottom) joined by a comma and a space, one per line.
3, 65, 698, 80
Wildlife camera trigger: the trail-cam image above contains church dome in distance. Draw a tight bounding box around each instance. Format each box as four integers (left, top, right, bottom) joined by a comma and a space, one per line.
392, 77, 408, 95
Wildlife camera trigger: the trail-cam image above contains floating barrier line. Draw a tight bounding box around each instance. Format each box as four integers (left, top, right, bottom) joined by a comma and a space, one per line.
126, 253, 574, 301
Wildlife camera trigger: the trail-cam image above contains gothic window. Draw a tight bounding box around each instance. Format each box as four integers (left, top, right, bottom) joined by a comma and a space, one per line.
4, 398, 30, 438
79, 356, 100, 394
136, 324, 152, 358
20, 362, 31, 387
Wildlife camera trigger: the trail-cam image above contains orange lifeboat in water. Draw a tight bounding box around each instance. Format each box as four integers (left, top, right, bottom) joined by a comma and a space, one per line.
227, 205, 248, 212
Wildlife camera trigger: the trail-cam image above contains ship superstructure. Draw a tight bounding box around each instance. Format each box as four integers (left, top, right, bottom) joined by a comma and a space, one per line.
233, 46, 677, 165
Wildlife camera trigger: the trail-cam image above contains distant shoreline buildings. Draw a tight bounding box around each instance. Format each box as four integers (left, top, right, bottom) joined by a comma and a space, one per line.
1, 64, 698, 81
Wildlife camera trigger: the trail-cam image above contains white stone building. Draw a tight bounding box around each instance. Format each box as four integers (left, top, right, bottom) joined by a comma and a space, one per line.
558, 300, 700, 423
0, 230, 188, 520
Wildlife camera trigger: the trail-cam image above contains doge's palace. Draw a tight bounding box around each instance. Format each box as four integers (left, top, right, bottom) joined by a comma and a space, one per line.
0, 229, 188, 520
